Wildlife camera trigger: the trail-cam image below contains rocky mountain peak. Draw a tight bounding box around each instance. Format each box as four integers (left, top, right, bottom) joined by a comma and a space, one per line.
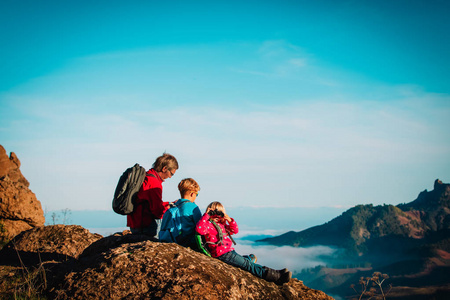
434, 178, 450, 197
434, 178, 443, 189
401, 179, 450, 211
0, 145, 29, 186
0, 145, 45, 241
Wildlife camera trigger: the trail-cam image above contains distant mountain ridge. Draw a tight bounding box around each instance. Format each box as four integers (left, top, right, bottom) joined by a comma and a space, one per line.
258, 179, 450, 299
258, 179, 450, 257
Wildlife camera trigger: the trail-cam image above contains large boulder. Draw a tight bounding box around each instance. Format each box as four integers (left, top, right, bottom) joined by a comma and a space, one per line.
46, 231, 333, 300
0, 145, 45, 241
0, 225, 102, 266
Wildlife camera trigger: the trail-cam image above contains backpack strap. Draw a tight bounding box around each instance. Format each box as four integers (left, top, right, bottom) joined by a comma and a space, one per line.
205, 220, 224, 245
205, 219, 237, 246
175, 199, 190, 208
225, 229, 237, 245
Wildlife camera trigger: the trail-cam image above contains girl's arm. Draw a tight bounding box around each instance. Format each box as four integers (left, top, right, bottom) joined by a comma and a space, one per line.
225, 217, 239, 234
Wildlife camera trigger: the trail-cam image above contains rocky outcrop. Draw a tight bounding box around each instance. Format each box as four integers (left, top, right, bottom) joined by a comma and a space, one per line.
400, 179, 450, 211
0, 145, 45, 241
0, 225, 102, 265
0, 146, 29, 186
0, 227, 333, 299
45, 231, 332, 300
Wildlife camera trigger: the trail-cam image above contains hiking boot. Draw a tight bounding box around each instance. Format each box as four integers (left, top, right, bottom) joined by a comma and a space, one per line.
263, 267, 292, 285
276, 269, 292, 285
263, 267, 280, 283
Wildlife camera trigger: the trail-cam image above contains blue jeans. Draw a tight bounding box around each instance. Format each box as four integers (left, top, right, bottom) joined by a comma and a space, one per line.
131, 218, 162, 240
217, 250, 266, 278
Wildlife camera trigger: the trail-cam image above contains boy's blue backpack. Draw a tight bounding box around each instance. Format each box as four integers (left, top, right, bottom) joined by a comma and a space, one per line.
159, 200, 189, 243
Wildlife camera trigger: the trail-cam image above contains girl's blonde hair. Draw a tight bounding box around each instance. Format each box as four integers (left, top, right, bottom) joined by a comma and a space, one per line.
178, 178, 200, 197
207, 201, 226, 214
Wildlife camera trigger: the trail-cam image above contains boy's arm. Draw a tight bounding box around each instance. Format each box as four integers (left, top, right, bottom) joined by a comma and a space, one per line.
196, 213, 211, 235
193, 206, 202, 225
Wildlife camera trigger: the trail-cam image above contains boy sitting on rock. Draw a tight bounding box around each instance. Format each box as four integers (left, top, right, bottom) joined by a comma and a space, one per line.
159, 178, 202, 249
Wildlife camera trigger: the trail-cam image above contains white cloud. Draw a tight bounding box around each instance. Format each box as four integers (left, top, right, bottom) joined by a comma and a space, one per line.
289, 58, 307, 68
234, 243, 337, 272
10, 90, 447, 211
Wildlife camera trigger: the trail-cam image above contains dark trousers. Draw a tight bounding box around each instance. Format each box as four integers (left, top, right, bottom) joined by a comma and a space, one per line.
130, 218, 161, 240
217, 250, 266, 278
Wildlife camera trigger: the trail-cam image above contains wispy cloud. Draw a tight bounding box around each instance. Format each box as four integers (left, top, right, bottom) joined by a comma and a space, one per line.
228, 40, 312, 78
5, 88, 448, 211
289, 58, 307, 68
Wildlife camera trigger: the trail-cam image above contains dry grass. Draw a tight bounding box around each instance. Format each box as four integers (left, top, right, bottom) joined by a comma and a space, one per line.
350, 272, 391, 300
0, 242, 48, 300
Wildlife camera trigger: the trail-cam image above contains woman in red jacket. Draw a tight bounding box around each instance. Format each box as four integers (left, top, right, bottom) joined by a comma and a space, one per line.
196, 201, 292, 285
127, 153, 178, 240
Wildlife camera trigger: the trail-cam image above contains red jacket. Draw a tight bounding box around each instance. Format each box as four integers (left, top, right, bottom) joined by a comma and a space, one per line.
196, 213, 238, 257
127, 169, 169, 229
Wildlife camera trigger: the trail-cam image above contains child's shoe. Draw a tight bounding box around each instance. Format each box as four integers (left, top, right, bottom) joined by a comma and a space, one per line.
248, 254, 257, 263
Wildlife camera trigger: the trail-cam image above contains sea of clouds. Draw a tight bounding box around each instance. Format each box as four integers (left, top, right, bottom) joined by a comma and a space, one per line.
233, 241, 337, 273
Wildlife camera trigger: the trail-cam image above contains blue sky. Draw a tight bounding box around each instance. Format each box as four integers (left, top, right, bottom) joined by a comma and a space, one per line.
1, 0, 449, 213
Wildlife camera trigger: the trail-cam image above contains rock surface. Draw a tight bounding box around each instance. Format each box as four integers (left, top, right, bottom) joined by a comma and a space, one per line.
0, 225, 102, 265
0, 145, 45, 240
46, 231, 333, 300
0, 227, 333, 299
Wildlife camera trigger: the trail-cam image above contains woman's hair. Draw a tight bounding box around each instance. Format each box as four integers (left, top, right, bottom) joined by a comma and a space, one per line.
207, 201, 226, 214
152, 153, 179, 172
178, 178, 200, 197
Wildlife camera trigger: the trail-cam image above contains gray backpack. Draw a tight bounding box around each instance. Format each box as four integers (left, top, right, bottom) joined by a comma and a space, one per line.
112, 163, 148, 215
